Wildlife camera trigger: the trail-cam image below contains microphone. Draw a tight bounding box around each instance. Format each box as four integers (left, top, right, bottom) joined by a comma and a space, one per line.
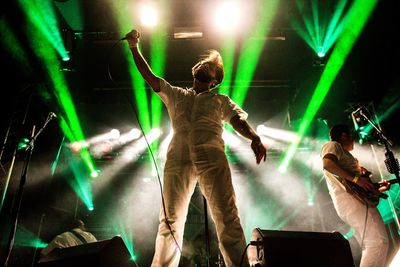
49, 112, 57, 119
352, 106, 371, 119
121, 31, 140, 40
385, 151, 400, 175
352, 106, 364, 115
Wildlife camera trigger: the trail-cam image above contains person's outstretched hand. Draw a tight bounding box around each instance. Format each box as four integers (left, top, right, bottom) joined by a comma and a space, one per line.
125, 29, 140, 47
251, 138, 267, 164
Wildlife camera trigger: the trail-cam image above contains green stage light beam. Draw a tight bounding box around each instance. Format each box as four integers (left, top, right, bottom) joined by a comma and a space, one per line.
126, 47, 151, 135
53, 0, 84, 32
22, 7, 97, 175
51, 136, 65, 176
343, 228, 355, 240
149, 24, 168, 165
220, 37, 236, 133
274, 207, 303, 230
242, 193, 288, 237
279, 0, 379, 173
293, 0, 348, 57
311, 0, 322, 51
65, 148, 94, 211
219, 36, 236, 97
361, 99, 400, 138
108, 1, 152, 136
321, 0, 348, 55
231, 0, 279, 108
379, 186, 400, 225
0, 18, 32, 72
58, 116, 76, 143
294, 0, 319, 51
113, 221, 137, 262
9, 226, 47, 248
32, 42, 96, 174
19, 0, 70, 61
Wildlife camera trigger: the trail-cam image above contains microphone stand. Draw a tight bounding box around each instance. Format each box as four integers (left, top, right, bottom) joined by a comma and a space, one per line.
357, 108, 399, 183
203, 196, 211, 267
2, 113, 56, 267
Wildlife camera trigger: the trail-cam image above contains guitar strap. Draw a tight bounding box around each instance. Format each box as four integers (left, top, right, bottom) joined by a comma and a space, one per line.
69, 229, 88, 244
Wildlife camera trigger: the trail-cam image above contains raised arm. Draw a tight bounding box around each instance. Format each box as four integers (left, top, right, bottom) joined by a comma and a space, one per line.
230, 114, 267, 164
125, 30, 160, 92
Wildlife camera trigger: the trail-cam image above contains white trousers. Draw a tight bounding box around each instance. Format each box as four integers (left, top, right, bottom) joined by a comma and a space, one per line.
332, 191, 389, 267
151, 141, 248, 267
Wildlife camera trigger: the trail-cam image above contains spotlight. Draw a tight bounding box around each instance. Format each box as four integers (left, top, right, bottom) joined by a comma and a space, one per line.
109, 129, 120, 140
147, 128, 162, 140
17, 138, 30, 151
312, 54, 326, 67
278, 165, 287, 173
62, 55, 70, 62
129, 128, 141, 140
140, 5, 158, 27
389, 248, 400, 267
60, 57, 74, 72
61, 28, 74, 62
69, 141, 87, 153
214, 1, 243, 33
173, 27, 203, 39
256, 125, 299, 144
222, 130, 242, 148
90, 170, 99, 178
317, 46, 325, 58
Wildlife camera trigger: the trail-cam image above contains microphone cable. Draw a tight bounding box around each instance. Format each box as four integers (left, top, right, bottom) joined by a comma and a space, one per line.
360, 204, 369, 252
106, 38, 183, 256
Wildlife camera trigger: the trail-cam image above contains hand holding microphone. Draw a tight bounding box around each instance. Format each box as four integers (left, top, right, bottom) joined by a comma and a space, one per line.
123, 29, 140, 48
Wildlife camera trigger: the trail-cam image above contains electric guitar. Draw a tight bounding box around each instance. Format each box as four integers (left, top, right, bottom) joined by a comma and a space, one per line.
339, 175, 398, 207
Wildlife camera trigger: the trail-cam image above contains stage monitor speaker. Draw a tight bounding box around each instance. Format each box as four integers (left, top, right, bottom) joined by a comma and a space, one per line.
248, 228, 354, 267
36, 235, 137, 267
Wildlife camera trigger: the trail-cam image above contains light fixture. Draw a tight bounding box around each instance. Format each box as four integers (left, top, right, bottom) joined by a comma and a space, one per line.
140, 5, 158, 27
214, 1, 242, 33
173, 27, 203, 39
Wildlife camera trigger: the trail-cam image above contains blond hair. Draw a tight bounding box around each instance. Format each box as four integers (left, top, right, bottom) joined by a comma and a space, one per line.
201, 49, 224, 86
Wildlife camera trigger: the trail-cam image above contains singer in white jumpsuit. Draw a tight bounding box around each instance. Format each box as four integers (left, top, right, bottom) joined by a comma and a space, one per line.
125, 29, 267, 267
321, 125, 389, 267
152, 79, 249, 266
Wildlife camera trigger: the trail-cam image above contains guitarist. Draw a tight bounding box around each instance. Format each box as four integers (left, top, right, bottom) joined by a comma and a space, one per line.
321, 124, 390, 267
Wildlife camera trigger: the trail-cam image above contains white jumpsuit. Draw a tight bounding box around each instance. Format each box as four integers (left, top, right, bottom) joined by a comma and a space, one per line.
151, 79, 249, 267
321, 141, 389, 267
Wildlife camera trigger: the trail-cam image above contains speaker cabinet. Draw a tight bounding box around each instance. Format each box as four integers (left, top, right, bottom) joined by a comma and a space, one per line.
36, 236, 137, 267
248, 228, 354, 267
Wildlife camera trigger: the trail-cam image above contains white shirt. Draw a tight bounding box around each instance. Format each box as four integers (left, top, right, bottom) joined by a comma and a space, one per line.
40, 227, 97, 256
157, 79, 248, 136
320, 141, 362, 194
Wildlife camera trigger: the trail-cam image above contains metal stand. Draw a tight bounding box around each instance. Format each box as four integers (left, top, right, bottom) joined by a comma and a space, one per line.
353, 106, 399, 182
202, 197, 226, 266
1, 89, 33, 213
2, 113, 56, 267
203, 196, 211, 267
352, 106, 400, 234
